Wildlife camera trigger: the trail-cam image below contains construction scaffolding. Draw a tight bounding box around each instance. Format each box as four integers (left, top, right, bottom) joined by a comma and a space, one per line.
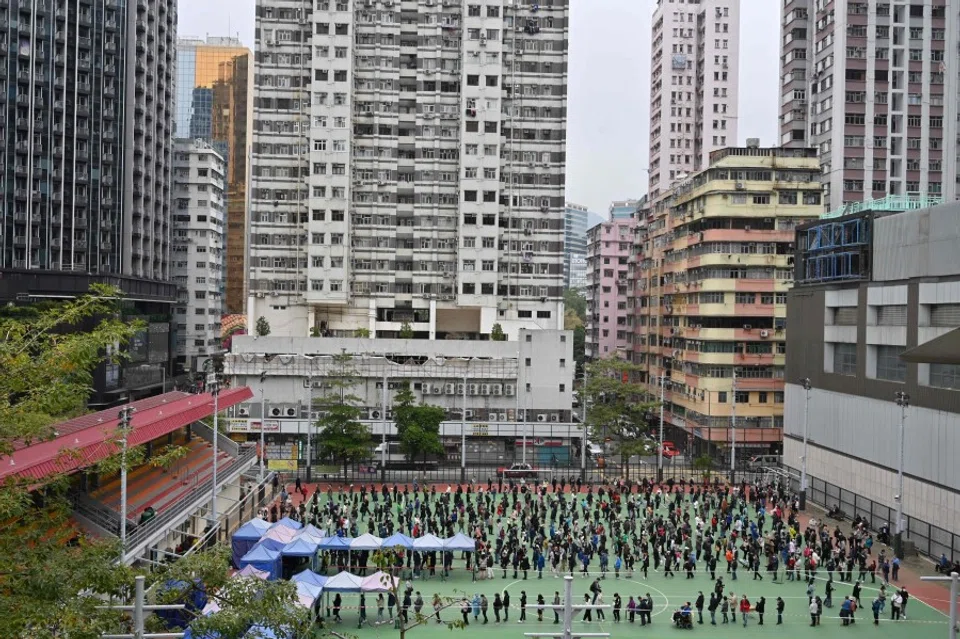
796, 215, 871, 284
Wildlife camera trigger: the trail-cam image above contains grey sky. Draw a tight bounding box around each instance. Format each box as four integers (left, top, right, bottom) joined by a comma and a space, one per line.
179, 0, 781, 216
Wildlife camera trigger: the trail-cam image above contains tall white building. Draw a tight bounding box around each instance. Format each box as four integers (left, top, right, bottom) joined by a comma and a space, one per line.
648, 0, 741, 199
250, 0, 570, 339
172, 140, 226, 375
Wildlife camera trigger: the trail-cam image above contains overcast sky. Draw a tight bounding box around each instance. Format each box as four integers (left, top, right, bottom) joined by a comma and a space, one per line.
179, 0, 781, 217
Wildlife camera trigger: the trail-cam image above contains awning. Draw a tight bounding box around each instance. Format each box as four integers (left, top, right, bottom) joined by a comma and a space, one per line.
900, 327, 960, 365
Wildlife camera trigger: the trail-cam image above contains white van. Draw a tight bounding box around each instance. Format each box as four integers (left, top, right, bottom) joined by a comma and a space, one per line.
747, 454, 782, 469
586, 440, 603, 458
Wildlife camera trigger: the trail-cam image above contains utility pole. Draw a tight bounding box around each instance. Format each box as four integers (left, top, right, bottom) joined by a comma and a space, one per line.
461, 373, 468, 482
658, 370, 665, 483
303, 356, 314, 482
99, 575, 186, 639
894, 391, 909, 558
380, 368, 388, 483
207, 372, 220, 530
259, 370, 267, 482
117, 405, 136, 560
799, 377, 811, 509
729, 368, 737, 485
524, 575, 610, 639
920, 572, 958, 639
580, 366, 587, 482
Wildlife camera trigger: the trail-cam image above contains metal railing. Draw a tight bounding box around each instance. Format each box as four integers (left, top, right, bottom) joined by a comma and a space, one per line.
123, 447, 258, 558
191, 421, 240, 457
821, 193, 944, 219
69, 490, 126, 535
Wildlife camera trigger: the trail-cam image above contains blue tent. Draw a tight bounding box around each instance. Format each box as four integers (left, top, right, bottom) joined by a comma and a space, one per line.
381, 532, 414, 549
272, 517, 302, 531
254, 537, 286, 553
443, 532, 476, 551
318, 536, 352, 550
281, 538, 319, 572
296, 579, 323, 601
156, 579, 207, 630
243, 626, 282, 639
238, 545, 282, 581
412, 534, 444, 552
291, 569, 328, 588
231, 519, 270, 567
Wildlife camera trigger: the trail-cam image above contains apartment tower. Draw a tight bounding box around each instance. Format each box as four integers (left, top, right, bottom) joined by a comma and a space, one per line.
250, 0, 570, 339
0, 0, 178, 405
778, 0, 956, 211
563, 202, 589, 289
176, 37, 253, 315
648, 0, 741, 200
585, 215, 636, 359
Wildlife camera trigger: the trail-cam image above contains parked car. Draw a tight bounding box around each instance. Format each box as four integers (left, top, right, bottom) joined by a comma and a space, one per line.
658, 441, 681, 458
496, 463, 539, 478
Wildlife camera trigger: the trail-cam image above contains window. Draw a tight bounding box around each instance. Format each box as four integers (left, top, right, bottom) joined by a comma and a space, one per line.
559, 384, 566, 392
467, 75, 479, 86
875, 345, 906, 382
734, 391, 749, 404
758, 392, 768, 404
929, 363, 960, 390
464, 190, 477, 202
485, 75, 498, 87
717, 392, 727, 403
832, 343, 857, 376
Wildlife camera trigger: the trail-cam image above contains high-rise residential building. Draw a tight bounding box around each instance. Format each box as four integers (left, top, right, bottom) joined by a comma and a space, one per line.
609, 198, 642, 220
786, 196, 960, 553
172, 140, 227, 376
648, 0, 741, 199
778, 0, 956, 211
176, 37, 253, 315
638, 146, 821, 458
563, 202, 590, 289
0, 0, 178, 406
250, 0, 570, 339
585, 216, 636, 359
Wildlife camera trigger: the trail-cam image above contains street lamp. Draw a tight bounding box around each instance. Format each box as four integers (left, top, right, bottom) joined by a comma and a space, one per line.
579, 367, 588, 482
117, 405, 136, 559
894, 390, 909, 558
259, 370, 267, 482
729, 368, 738, 485
208, 372, 220, 528
799, 377, 811, 510
657, 371, 666, 484
303, 355, 314, 482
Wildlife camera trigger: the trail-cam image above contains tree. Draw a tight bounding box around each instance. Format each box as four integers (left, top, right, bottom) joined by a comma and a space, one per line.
490, 323, 506, 341
354, 327, 371, 338
582, 357, 658, 480
393, 382, 445, 467
563, 288, 587, 323
0, 286, 310, 638
693, 454, 714, 481
573, 324, 586, 378
255, 315, 271, 337
315, 351, 371, 475
398, 322, 414, 339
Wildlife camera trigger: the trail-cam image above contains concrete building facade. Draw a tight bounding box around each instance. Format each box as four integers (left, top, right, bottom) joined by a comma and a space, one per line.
563, 202, 590, 289
176, 37, 254, 315
249, 0, 570, 339
648, 0, 741, 199
609, 198, 641, 220
785, 197, 960, 555
172, 140, 227, 376
585, 216, 636, 359
778, 0, 957, 211
637, 146, 821, 456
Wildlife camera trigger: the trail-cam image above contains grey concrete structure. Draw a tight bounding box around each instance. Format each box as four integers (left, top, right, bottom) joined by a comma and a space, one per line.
249, 0, 570, 339
785, 199, 960, 546
648, 0, 741, 199
778, 0, 957, 211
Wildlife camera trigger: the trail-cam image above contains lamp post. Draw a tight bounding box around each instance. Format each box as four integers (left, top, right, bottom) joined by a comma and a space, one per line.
729, 368, 737, 485
461, 373, 468, 483
658, 370, 666, 484
380, 369, 388, 483
580, 367, 588, 482
117, 405, 135, 559
799, 377, 811, 510
208, 372, 220, 528
303, 355, 314, 482
894, 391, 909, 558
259, 370, 267, 482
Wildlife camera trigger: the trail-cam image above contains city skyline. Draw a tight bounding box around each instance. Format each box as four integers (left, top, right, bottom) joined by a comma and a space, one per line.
178, 0, 781, 214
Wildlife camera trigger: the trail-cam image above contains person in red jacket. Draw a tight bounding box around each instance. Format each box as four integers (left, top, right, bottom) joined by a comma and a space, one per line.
739, 595, 751, 627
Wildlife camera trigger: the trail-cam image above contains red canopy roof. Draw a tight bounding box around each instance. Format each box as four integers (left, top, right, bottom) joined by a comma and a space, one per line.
0, 387, 253, 483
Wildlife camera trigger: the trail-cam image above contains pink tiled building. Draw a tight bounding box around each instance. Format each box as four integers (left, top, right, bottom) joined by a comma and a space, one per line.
585, 215, 638, 359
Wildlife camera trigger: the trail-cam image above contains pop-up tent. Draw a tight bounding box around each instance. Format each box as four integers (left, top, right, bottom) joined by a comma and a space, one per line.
272, 517, 302, 531
295, 524, 325, 543
412, 534, 444, 552
443, 532, 476, 551
243, 625, 290, 639
291, 569, 328, 589
296, 579, 324, 602
280, 538, 319, 577
231, 518, 271, 567
318, 536, 352, 551
361, 571, 399, 593
381, 532, 414, 549
238, 545, 281, 581
350, 533, 383, 551
254, 537, 286, 553
322, 571, 364, 592
261, 526, 296, 546
235, 565, 269, 580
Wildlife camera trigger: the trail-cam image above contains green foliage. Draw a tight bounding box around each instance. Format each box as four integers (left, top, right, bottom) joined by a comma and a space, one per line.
564, 288, 587, 323
316, 352, 371, 474
310, 326, 321, 337
398, 321, 414, 339
573, 325, 586, 378
354, 327, 371, 338
490, 323, 506, 341
255, 315, 271, 337
693, 454, 714, 478
393, 382, 445, 464
582, 357, 658, 479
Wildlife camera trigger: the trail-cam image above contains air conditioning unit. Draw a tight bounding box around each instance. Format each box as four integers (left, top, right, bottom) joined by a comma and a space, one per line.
456, 383, 465, 395
498, 413, 508, 421
464, 409, 474, 419
431, 384, 443, 394
492, 384, 503, 395
370, 409, 382, 420
480, 383, 490, 395
445, 383, 455, 394
238, 407, 250, 416
270, 407, 282, 417
285, 407, 297, 417
421, 384, 431, 395
760, 329, 770, 338
735, 182, 745, 190
505, 384, 516, 396
489, 411, 499, 421
468, 383, 479, 395
550, 414, 560, 422
536, 414, 547, 422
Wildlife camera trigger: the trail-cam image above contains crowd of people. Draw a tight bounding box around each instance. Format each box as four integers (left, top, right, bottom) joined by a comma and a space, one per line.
263, 473, 920, 629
